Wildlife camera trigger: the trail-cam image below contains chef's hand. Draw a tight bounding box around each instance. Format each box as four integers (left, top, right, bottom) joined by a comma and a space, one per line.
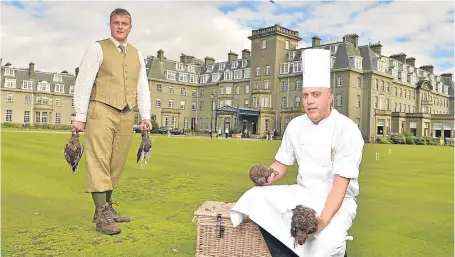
307, 216, 329, 239
72, 121, 86, 132
140, 119, 152, 131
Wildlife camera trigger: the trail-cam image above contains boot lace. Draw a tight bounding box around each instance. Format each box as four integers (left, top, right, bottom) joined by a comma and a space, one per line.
101, 205, 115, 225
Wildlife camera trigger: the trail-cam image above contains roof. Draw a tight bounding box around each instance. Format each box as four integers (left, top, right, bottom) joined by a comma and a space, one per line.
1, 64, 76, 94
146, 53, 252, 86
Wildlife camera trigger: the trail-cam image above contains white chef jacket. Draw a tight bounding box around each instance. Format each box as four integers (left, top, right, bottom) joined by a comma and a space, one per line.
230, 109, 365, 257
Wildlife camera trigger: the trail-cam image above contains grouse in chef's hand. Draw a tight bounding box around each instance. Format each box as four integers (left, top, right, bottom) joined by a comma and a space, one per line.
64, 130, 84, 173
249, 164, 279, 186
137, 130, 152, 170
290, 204, 319, 248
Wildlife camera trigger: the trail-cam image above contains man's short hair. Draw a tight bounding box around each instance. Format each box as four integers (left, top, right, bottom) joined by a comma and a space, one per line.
110, 8, 132, 23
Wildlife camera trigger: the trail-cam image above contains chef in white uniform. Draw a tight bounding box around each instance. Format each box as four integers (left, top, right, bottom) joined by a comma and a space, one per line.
230, 48, 365, 257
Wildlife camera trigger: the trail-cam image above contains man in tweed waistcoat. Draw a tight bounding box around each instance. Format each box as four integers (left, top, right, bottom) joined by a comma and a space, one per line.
72, 8, 152, 235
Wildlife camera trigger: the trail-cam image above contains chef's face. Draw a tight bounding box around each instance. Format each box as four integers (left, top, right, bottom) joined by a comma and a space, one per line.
302, 87, 333, 124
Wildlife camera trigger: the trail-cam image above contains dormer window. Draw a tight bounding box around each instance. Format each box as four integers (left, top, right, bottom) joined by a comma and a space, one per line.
37, 81, 51, 92
187, 65, 195, 73
224, 70, 232, 80
4, 79, 16, 88
293, 62, 302, 73
207, 65, 213, 73
212, 73, 220, 82
54, 84, 65, 93
351, 56, 362, 69
22, 80, 33, 90
175, 63, 184, 71
241, 59, 247, 68
4, 68, 15, 77
166, 70, 176, 80
53, 74, 63, 82
288, 52, 295, 61
219, 63, 225, 70
231, 61, 238, 69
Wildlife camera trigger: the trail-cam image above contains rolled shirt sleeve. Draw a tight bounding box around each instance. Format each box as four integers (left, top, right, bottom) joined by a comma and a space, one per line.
274, 121, 296, 166
137, 51, 151, 120
332, 122, 364, 179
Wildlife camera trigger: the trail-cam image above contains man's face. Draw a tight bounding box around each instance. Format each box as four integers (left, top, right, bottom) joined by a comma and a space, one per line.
302, 87, 333, 124
110, 14, 131, 43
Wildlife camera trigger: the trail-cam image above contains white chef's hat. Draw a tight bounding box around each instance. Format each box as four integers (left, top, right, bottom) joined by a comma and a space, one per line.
301, 49, 331, 88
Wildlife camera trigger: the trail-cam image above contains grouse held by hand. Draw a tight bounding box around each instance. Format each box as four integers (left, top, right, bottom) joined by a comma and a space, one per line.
290, 204, 318, 248
64, 131, 84, 173
137, 130, 152, 170
249, 164, 279, 186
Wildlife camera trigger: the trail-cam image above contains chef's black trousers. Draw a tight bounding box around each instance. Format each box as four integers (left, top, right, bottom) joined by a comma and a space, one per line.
259, 226, 348, 257
259, 226, 298, 257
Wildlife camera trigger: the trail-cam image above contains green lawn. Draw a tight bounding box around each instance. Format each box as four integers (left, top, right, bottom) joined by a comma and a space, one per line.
1, 131, 453, 257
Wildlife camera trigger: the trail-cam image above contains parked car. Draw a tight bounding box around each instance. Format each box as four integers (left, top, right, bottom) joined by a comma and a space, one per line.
169, 128, 182, 135
158, 127, 169, 134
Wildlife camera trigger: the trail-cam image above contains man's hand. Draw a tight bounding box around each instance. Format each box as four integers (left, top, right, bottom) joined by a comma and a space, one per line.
307, 216, 329, 239
72, 121, 86, 132
140, 119, 152, 131
263, 161, 288, 185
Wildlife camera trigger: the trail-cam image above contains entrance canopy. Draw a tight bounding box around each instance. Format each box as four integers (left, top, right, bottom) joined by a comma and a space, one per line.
215, 105, 260, 116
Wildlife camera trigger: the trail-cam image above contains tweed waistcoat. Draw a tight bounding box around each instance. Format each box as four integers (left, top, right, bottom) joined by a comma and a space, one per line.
90, 38, 140, 110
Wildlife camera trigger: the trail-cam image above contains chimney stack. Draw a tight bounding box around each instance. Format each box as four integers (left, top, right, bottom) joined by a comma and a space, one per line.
369, 42, 382, 56
406, 57, 416, 67
343, 33, 359, 48
157, 49, 165, 62
312, 36, 321, 47
241, 49, 251, 59
228, 51, 238, 62
180, 53, 189, 65
420, 65, 434, 74
29, 62, 35, 79
390, 53, 407, 63
441, 73, 453, 79
204, 56, 215, 66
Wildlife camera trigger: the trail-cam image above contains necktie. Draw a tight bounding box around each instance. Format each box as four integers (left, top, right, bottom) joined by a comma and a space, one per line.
119, 45, 126, 57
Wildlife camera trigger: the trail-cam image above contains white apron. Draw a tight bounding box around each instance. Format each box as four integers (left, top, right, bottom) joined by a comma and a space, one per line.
230, 119, 357, 257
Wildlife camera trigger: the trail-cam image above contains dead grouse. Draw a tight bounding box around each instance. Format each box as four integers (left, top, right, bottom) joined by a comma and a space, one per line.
290, 204, 319, 248
249, 164, 278, 186
137, 130, 152, 170
64, 131, 84, 173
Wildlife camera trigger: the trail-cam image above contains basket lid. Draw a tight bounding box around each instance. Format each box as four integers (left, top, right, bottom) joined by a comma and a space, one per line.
194, 200, 235, 218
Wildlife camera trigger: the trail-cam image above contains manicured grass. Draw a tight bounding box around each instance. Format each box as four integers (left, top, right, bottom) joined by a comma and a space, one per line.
1, 131, 453, 257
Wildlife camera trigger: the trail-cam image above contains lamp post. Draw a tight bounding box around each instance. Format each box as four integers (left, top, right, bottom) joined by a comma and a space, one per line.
211, 94, 214, 132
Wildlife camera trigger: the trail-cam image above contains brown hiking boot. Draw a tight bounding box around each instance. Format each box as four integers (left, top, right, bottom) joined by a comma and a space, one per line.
107, 201, 130, 222
93, 203, 121, 235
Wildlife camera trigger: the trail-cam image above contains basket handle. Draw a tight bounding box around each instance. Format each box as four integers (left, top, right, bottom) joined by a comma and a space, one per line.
215, 214, 225, 238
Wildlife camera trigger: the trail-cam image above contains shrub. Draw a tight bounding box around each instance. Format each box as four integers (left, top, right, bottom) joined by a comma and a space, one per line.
405, 136, 416, 145
414, 137, 426, 145
376, 136, 391, 144
390, 133, 406, 144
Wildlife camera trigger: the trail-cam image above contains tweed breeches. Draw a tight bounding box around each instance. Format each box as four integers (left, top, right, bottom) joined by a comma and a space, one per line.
84, 100, 134, 193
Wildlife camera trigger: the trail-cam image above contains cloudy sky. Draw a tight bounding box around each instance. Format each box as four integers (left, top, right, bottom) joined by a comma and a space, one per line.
1, 0, 454, 76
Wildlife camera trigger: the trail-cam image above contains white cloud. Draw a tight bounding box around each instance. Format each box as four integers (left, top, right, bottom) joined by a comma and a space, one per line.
1, 1, 252, 73
1, 0, 454, 78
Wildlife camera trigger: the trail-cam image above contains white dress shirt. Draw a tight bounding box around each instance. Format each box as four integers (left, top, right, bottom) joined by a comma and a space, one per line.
73, 37, 151, 122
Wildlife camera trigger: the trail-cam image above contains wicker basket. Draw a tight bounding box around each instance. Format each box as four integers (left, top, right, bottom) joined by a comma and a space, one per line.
193, 200, 272, 257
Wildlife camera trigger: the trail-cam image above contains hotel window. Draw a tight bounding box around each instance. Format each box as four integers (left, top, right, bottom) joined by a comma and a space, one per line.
5, 110, 12, 122
336, 94, 343, 107
24, 111, 30, 123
